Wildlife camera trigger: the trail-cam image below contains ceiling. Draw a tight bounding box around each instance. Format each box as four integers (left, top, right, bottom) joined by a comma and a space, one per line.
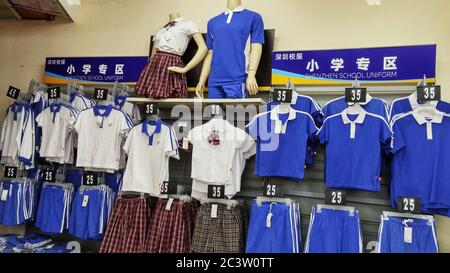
0, 0, 71, 21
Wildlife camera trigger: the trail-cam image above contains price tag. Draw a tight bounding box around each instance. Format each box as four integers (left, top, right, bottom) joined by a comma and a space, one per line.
43, 169, 56, 183
272, 88, 293, 103
93, 88, 108, 101
210, 105, 222, 116
182, 138, 189, 150
325, 189, 347, 206
4, 166, 17, 178
417, 85, 441, 102
141, 103, 158, 116
160, 181, 177, 195
165, 198, 174, 211
404, 226, 413, 244
207, 185, 225, 199
397, 197, 421, 214
6, 86, 20, 99
1, 190, 8, 201
82, 172, 98, 186
211, 204, 218, 218
47, 87, 61, 99
82, 195, 89, 207
266, 212, 273, 228
345, 88, 367, 103
263, 180, 284, 197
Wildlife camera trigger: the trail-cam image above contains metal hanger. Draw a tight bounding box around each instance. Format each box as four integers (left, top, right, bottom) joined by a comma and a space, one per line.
316, 203, 355, 216
382, 210, 434, 221
256, 196, 293, 207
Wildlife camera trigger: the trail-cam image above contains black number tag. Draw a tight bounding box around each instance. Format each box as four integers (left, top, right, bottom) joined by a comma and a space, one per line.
43, 169, 56, 183
345, 88, 367, 103
325, 189, 347, 206
7, 86, 20, 99
210, 105, 222, 116
263, 181, 285, 197
397, 197, 421, 214
82, 172, 98, 186
47, 87, 61, 99
141, 103, 158, 116
4, 166, 17, 178
94, 88, 108, 101
417, 86, 441, 102
160, 181, 177, 195
272, 88, 293, 103
207, 185, 225, 199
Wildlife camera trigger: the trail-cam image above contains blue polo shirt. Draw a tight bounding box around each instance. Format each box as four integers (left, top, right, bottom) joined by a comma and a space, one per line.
390, 94, 450, 121
246, 106, 318, 181
318, 110, 392, 191
322, 96, 389, 122
207, 8, 265, 86
390, 111, 450, 213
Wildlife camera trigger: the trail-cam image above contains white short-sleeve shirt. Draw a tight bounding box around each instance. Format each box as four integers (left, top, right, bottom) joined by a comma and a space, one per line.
121, 120, 179, 196
74, 105, 133, 171
154, 17, 200, 55
36, 103, 77, 162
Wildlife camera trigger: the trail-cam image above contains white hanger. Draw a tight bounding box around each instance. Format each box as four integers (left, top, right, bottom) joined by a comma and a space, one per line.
163, 194, 192, 203
256, 196, 293, 207
316, 204, 355, 216
200, 197, 239, 209
382, 211, 434, 221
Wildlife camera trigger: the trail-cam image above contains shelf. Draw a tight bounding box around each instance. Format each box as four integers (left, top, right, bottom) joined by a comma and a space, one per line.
126, 97, 266, 107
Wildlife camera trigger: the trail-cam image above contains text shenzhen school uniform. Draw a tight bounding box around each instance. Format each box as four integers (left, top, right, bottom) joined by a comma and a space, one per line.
377, 214, 438, 253
246, 201, 301, 253
206, 7, 264, 98
246, 105, 318, 181
317, 108, 392, 191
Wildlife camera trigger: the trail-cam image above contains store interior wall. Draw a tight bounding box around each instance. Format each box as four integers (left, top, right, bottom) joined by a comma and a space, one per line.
0, 0, 450, 251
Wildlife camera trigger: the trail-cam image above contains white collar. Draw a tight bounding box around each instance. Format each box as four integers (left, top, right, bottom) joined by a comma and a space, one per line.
270, 105, 296, 134
408, 92, 438, 109
173, 16, 185, 22
347, 93, 372, 106
341, 108, 367, 124
225, 5, 244, 14
412, 107, 444, 125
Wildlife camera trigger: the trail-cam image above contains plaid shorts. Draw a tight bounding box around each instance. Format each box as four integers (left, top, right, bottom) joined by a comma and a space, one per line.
99, 195, 151, 253
145, 199, 198, 253
192, 203, 245, 253
134, 51, 188, 99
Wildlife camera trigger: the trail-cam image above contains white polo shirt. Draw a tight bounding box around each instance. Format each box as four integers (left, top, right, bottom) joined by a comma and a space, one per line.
114, 95, 142, 124
187, 118, 253, 185
36, 103, 77, 162
121, 119, 179, 196
74, 105, 133, 171
154, 17, 200, 56
69, 92, 96, 112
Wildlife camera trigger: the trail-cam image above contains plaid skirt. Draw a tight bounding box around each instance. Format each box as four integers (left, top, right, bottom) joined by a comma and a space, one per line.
145, 199, 199, 253
134, 51, 188, 99
98, 195, 151, 253
192, 203, 246, 253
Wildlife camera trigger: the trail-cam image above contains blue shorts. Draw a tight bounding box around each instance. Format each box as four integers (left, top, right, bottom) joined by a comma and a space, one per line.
35, 184, 73, 234
208, 82, 248, 99
246, 201, 301, 253
305, 207, 363, 253
377, 215, 438, 253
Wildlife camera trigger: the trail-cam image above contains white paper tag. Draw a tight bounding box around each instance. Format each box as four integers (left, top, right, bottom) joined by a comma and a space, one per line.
1, 190, 8, 201
182, 138, 189, 150
178, 121, 188, 128
165, 198, 174, 211
82, 195, 89, 207
211, 204, 218, 218
404, 226, 413, 244
266, 212, 273, 228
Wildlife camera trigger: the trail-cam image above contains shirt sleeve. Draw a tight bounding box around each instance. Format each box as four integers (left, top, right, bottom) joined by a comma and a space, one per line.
35, 112, 44, 128
166, 126, 180, 159
307, 115, 319, 140
390, 121, 405, 154
184, 21, 200, 36
19, 109, 35, 168
245, 116, 259, 140
206, 20, 214, 50
316, 119, 329, 145
250, 13, 265, 44
123, 131, 132, 155
380, 119, 393, 145
73, 114, 82, 134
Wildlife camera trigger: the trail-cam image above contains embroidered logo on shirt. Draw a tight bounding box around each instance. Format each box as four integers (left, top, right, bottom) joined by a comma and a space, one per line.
207, 130, 220, 146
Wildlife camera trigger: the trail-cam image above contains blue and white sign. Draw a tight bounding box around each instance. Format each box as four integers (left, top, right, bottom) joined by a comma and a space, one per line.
272, 45, 437, 85
44, 56, 148, 85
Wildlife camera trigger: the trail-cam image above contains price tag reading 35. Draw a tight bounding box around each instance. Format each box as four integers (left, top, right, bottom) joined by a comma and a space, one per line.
345, 88, 367, 103
47, 87, 61, 99
207, 185, 225, 199
272, 88, 293, 103
417, 85, 441, 102
94, 88, 108, 101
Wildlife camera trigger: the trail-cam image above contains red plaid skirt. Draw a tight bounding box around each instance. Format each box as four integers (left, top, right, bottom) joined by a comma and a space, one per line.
145, 199, 198, 253
99, 196, 151, 253
134, 51, 188, 99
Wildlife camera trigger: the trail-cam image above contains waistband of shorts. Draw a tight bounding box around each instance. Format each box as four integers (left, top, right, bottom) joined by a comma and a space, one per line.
156, 51, 183, 58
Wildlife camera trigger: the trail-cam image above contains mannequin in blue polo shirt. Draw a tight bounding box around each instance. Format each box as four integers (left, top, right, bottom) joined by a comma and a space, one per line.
196, 0, 265, 99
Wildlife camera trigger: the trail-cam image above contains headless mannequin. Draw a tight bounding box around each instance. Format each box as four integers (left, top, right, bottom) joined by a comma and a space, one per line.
152, 13, 208, 75
196, 0, 263, 98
